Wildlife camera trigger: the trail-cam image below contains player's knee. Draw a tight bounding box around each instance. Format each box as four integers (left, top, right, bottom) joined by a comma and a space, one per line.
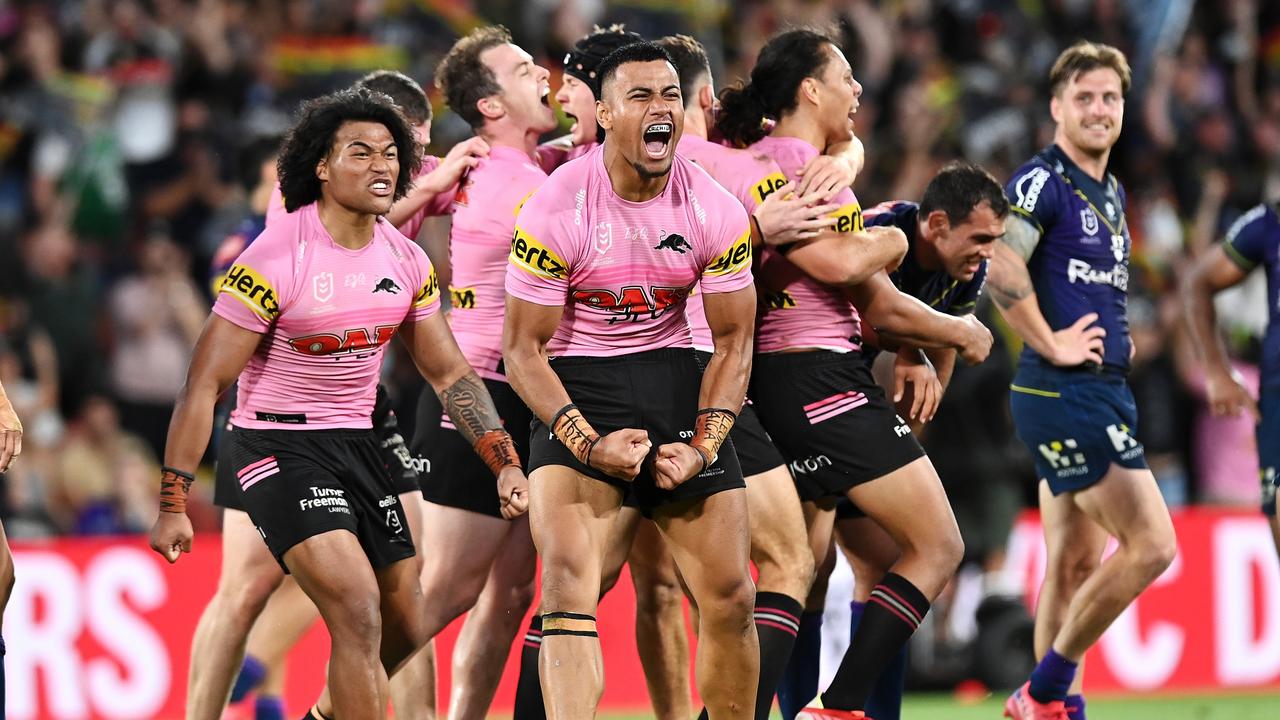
758, 538, 816, 597
327, 591, 383, 646
0, 551, 15, 600
540, 559, 598, 610
632, 570, 683, 615
1050, 546, 1101, 590
696, 573, 755, 630
930, 524, 965, 577
1131, 527, 1177, 583
226, 572, 280, 622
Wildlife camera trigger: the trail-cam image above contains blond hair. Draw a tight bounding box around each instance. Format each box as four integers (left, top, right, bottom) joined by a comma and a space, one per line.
1049, 41, 1132, 97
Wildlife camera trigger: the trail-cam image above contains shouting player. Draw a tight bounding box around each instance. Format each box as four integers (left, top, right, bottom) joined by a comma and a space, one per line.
504, 42, 760, 719
148, 87, 528, 718
988, 42, 1177, 720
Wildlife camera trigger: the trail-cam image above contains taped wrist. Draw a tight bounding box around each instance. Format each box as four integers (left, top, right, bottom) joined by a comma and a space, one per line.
691, 407, 737, 466
542, 611, 598, 638
549, 403, 600, 467
474, 430, 521, 477
159, 466, 195, 513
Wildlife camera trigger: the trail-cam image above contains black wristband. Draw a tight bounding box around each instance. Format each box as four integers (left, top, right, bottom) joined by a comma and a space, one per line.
550, 403, 578, 430
695, 407, 739, 421
162, 465, 196, 482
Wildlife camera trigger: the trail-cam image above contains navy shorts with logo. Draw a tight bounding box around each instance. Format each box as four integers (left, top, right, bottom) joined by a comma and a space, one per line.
693, 350, 786, 476
748, 350, 924, 502
214, 386, 419, 511
412, 376, 533, 518
228, 427, 416, 571
1260, 385, 1279, 516
527, 348, 745, 514
1009, 363, 1148, 495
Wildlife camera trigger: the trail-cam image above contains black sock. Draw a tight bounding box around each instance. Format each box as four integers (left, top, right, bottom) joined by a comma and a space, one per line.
300, 705, 332, 720
513, 614, 547, 720
696, 592, 804, 720
820, 573, 929, 710
751, 592, 805, 719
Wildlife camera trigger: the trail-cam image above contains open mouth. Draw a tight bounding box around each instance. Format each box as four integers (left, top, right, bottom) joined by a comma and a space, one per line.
643, 121, 673, 159
370, 179, 392, 197
540, 86, 551, 108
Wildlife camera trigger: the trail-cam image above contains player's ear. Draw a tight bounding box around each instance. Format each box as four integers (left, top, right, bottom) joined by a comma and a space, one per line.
478, 95, 505, 121
596, 98, 612, 134
315, 155, 329, 183
698, 84, 715, 114
1049, 95, 1063, 125
800, 77, 821, 107
926, 209, 950, 236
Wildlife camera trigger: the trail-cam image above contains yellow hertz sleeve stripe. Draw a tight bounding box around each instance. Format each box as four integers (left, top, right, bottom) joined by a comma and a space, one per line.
509, 226, 569, 279
750, 172, 790, 206
218, 264, 280, 321
413, 268, 440, 308
513, 190, 536, 216
829, 201, 864, 234
705, 229, 752, 276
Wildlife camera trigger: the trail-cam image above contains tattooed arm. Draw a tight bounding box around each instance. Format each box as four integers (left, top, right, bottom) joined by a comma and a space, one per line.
988, 214, 1105, 366
400, 312, 527, 517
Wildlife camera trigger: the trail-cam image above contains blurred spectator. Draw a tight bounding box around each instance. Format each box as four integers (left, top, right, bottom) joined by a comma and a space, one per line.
107, 228, 206, 457
46, 394, 155, 535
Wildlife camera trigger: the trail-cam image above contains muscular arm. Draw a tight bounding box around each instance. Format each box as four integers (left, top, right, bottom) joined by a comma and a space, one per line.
163, 315, 261, 476
698, 286, 756, 412
785, 225, 908, 286
1181, 244, 1258, 416
0, 379, 23, 472
399, 311, 507, 445
926, 346, 958, 393
851, 271, 988, 358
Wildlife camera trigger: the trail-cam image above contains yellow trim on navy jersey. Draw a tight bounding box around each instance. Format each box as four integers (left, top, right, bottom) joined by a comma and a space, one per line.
1010, 384, 1061, 398
1222, 241, 1259, 272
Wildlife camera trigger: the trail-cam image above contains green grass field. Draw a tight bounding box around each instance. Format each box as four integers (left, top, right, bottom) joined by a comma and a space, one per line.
597, 692, 1280, 719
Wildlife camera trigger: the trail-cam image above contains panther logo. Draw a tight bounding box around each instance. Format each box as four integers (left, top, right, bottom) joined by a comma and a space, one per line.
654, 233, 691, 253
373, 277, 401, 294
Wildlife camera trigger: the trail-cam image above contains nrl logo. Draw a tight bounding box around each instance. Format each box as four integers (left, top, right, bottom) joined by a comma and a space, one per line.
595, 223, 613, 254
313, 272, 334, 302
1080, 208, 1099, 237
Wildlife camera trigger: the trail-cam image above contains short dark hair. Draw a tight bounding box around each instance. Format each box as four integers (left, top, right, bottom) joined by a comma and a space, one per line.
919, 161, 1010, 226
276, 87, 421, 213
435, 25, 512, 130
564, 24, 645, 98
655, 35, 711, 108
596, 41, 675, 102
355, 70, 431, 125
1049, 41, 1132, 97
716, 28, 835, 147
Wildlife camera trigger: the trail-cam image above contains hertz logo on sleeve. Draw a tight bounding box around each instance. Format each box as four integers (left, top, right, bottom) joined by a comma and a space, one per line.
413, 269, 440, 309
220, 264, 280, 321
830, 202, 864, 234
704, 229, 752, 276
751, 172, 790, 206
510, 227, 568, 279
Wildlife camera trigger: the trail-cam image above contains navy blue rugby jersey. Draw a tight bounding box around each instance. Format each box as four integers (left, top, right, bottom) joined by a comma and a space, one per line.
1005, 144, 1132, 372
1223, 203, 1280, 389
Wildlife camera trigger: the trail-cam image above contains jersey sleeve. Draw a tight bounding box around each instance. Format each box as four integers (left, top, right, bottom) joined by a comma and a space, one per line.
405, 241, 443, 323
742, 159, 788, 214
505, 188, 575, 306
211, 227, 291, 332
1005, 161, 1062, 235
1223, 204, 1276, 271
698, 185, 754, 294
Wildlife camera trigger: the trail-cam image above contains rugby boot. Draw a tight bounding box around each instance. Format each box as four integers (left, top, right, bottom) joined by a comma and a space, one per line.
1004, 682, 1069, 720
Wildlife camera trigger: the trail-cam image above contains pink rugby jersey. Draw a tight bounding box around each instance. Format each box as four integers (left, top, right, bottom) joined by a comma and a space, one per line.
749, 135, 865, 353
677, 134, 787, 351
448, 145, 547, 379
214, 202, 441, 430
506, 144, 753, 357
266, 155, 451, 239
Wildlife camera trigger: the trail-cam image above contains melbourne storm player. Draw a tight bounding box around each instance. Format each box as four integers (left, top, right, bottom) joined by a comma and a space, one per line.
988, 42, 1176, 720
148, 88, 528, 718
775, 162, 1008, 720
503, 43, 760, 719
1183, 203, 1280, 559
